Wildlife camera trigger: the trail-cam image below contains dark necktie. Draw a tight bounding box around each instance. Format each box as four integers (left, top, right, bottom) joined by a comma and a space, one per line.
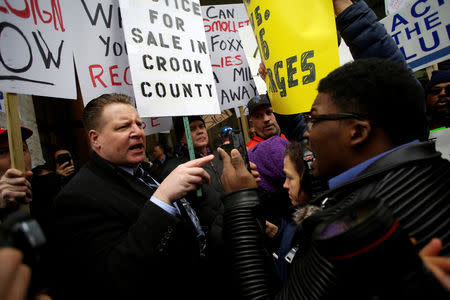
135, 164, 206, 257
134, 165, 159, 190
177, 198, 206, 257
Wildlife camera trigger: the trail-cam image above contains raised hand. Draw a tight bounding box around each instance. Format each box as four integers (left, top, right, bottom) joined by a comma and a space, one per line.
418, 238, 450, 292
154, 155, 213, 205
218, 148, 257, 194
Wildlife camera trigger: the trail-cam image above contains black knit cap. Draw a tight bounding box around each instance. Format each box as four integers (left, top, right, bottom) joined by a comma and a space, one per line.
173, 116, 205, 142
425, 66, 450, 95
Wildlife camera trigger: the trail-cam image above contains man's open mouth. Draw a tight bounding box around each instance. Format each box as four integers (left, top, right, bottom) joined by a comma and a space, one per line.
129, 144, 144, 150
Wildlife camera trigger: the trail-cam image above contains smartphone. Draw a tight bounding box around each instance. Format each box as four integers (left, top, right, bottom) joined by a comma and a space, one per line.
300, 138, 328, 197
56, 153, 72, 166
221, 130, 250, 170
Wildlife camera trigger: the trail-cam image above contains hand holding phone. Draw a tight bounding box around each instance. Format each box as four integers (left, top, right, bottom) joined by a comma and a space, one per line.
55, 153, 75, 177
56, 153, 72, 166
218, 147, 257, 194
220, 131, 250, 170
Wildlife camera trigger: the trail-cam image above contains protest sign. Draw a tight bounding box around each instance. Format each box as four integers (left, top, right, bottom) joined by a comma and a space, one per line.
385, 0, 410, 15
119, 0, 220, 117
243, 0, 339, 114
202, 4, 257, 111
381, 0, 450, 71
238, 25, 267, 97
68, 0, 174, 134
239, 25, 351, 100
0, 0, 76, 99
429, 127, 450, 161
68, 0, 134, 105
142, 116, 173, 135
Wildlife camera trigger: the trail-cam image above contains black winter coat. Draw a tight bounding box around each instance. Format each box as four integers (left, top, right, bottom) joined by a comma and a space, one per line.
51, 152, 204, 300
224, 141, 450, 299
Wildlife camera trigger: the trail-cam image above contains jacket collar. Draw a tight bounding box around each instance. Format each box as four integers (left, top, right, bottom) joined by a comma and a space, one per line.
361, 141, 439, 175
88, 151, 154, 199
313, 141, 441, 203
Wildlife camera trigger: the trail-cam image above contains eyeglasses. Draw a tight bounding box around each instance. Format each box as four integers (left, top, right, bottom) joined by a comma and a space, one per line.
428, 85, 450, 96
303, 112, 367, 131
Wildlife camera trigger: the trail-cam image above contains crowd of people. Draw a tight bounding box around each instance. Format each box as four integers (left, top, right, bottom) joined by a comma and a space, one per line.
0, 0, 449, 299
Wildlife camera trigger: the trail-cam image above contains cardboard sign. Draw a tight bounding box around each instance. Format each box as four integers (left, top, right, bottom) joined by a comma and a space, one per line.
119, 0, 220, 117
68, 0, 134, 105
380, 0, 450, 71
0, 0, 76, 99
243, 0, 340, 114
202, 4, 257, 111
142, 116, 173, 135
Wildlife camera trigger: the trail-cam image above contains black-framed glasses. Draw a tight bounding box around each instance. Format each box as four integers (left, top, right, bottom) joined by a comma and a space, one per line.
303, 112, 366, 131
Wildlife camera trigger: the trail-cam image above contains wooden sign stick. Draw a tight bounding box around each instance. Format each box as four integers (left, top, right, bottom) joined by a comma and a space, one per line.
238, 106, 250, 144
4, 93, 29, 211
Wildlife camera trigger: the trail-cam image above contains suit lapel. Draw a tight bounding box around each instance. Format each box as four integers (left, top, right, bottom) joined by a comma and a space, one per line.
88, 151, 155, 204
115, 168, 154, 199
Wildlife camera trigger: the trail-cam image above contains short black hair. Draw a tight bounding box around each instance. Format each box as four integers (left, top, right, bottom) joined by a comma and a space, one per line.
53, 146, 72, 156
83, 93, 131, 132
318, 58, 428, 145
32, 163, 52, 176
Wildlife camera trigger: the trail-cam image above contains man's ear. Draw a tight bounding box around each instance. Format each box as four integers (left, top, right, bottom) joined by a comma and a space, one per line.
249, 119, 254, 127
349, 120, 371, 148
89, 129, 100, 150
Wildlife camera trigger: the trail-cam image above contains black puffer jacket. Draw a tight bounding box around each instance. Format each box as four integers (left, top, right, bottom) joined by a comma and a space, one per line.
224, 141, 450, 299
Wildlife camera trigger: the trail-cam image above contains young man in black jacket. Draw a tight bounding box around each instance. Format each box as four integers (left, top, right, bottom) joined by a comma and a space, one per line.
220, 57, 449, 299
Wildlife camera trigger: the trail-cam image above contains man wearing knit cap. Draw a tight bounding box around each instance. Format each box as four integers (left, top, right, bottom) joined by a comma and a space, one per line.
425, 67, 450, 129
0, 126, 33, 220
171, 116, 211, 158
161, 116, 225, 228
161, 115, 231, 299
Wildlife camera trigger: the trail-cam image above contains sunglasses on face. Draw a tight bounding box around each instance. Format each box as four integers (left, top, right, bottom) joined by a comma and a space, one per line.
428, 85, 450, 96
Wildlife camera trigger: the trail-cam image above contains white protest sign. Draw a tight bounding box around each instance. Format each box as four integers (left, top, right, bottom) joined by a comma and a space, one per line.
380, 0, 450, 71
68, 0, 133, 105
429, 127, 450, 161
119, 0, 220, 117
238, 25, 267, 96
0, 0, 76, 99
338, 39, 353, 66
202, 4, 257, 111
385, 0, 411, 15
68, 0, 172, 134
142, 117, 173, 135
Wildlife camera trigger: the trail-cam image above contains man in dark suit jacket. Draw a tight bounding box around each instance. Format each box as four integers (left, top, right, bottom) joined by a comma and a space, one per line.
51, 94, 214, 300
